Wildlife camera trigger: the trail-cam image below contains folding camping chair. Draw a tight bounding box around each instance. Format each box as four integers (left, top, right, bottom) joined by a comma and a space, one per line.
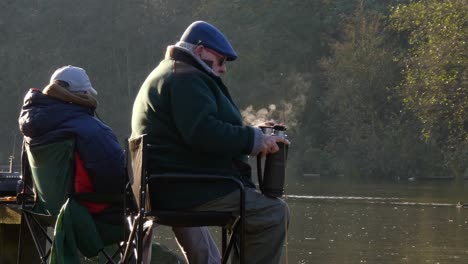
16, 138, 124, 264
121, 135, 246, 264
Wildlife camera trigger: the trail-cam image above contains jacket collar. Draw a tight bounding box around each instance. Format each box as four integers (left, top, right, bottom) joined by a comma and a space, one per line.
43, 83, 98, 109
165, 46, 234, 103
165, 46, 219, 78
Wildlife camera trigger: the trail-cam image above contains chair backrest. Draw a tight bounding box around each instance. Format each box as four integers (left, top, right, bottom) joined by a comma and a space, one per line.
127, 135, 146, 209
127, 135, 245, 211
25, 139, 75, 215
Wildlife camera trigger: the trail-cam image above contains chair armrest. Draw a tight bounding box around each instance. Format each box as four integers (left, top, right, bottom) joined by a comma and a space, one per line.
16, 192, 34, 205
148, 173, 245, 192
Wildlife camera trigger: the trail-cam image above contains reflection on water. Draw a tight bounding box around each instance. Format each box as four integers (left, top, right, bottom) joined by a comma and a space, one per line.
287, 197, 468, 263
285, 179, 468, 263
155, 178, 468, 263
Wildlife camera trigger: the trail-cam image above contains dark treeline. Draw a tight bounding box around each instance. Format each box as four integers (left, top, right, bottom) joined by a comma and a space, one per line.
1, 0, 466, 181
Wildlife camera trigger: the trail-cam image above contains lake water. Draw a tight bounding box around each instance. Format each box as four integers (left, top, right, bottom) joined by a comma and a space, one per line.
154, 178, 468, 263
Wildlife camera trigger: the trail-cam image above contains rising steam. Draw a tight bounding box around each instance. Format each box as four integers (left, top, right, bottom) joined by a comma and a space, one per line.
241, 72, 310, 131
242, 104, 277, 125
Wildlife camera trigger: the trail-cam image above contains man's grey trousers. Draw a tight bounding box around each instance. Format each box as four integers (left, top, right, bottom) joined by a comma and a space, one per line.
173, 188, 290, 264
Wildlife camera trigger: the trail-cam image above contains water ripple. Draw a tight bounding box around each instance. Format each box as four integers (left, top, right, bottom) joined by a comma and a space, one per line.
286, 195, 453, 207
287, 195, 400, 200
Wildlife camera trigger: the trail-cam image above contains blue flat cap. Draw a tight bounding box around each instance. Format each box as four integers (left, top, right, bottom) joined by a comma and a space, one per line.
180, 21, 238, 61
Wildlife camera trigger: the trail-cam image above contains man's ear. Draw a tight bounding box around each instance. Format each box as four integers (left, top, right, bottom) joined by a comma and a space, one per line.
194, 45, 204, 57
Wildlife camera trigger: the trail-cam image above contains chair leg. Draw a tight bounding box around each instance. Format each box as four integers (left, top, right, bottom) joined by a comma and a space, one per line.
110, 244, 123, 261
121, 215, 140, 264
221, 215, 245, 264
17, 216, 26, 264
222, 228, 227, 256
100, 248, 116, 264
221, 228, 238, 264
136, 213, 145, 264
43, 248, 52, 263
28, 213, 53, 244
22, 213, 48, 262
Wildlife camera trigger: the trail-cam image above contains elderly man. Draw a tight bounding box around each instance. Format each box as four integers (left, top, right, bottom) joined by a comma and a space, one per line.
131, 21, 289, 264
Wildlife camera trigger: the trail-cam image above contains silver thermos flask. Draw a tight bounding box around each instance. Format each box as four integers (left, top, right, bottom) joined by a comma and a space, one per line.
257, 125, 288, 198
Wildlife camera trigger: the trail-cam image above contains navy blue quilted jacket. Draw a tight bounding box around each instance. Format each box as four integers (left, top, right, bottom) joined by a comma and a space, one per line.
18, 89, 125, 194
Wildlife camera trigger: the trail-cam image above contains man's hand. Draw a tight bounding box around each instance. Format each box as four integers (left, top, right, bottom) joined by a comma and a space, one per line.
259, 135, 290, 157
254, 120, 276, 128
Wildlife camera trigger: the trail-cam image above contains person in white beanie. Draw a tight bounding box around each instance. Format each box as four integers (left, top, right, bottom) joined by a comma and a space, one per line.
18, 65, 161, 263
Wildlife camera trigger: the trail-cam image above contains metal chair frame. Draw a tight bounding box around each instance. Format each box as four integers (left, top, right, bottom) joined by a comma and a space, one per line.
122, 135, 245, 264
16, 139, 122, 264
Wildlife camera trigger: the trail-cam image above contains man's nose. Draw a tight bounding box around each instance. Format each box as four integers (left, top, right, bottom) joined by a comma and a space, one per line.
219, 64, 226, 74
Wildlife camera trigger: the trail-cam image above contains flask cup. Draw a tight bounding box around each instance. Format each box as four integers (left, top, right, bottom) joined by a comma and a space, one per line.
257, 125, 288, 198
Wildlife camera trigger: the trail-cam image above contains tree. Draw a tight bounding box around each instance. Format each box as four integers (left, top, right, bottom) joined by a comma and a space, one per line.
390, 0, 468, 176
318, 4, 438, 179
